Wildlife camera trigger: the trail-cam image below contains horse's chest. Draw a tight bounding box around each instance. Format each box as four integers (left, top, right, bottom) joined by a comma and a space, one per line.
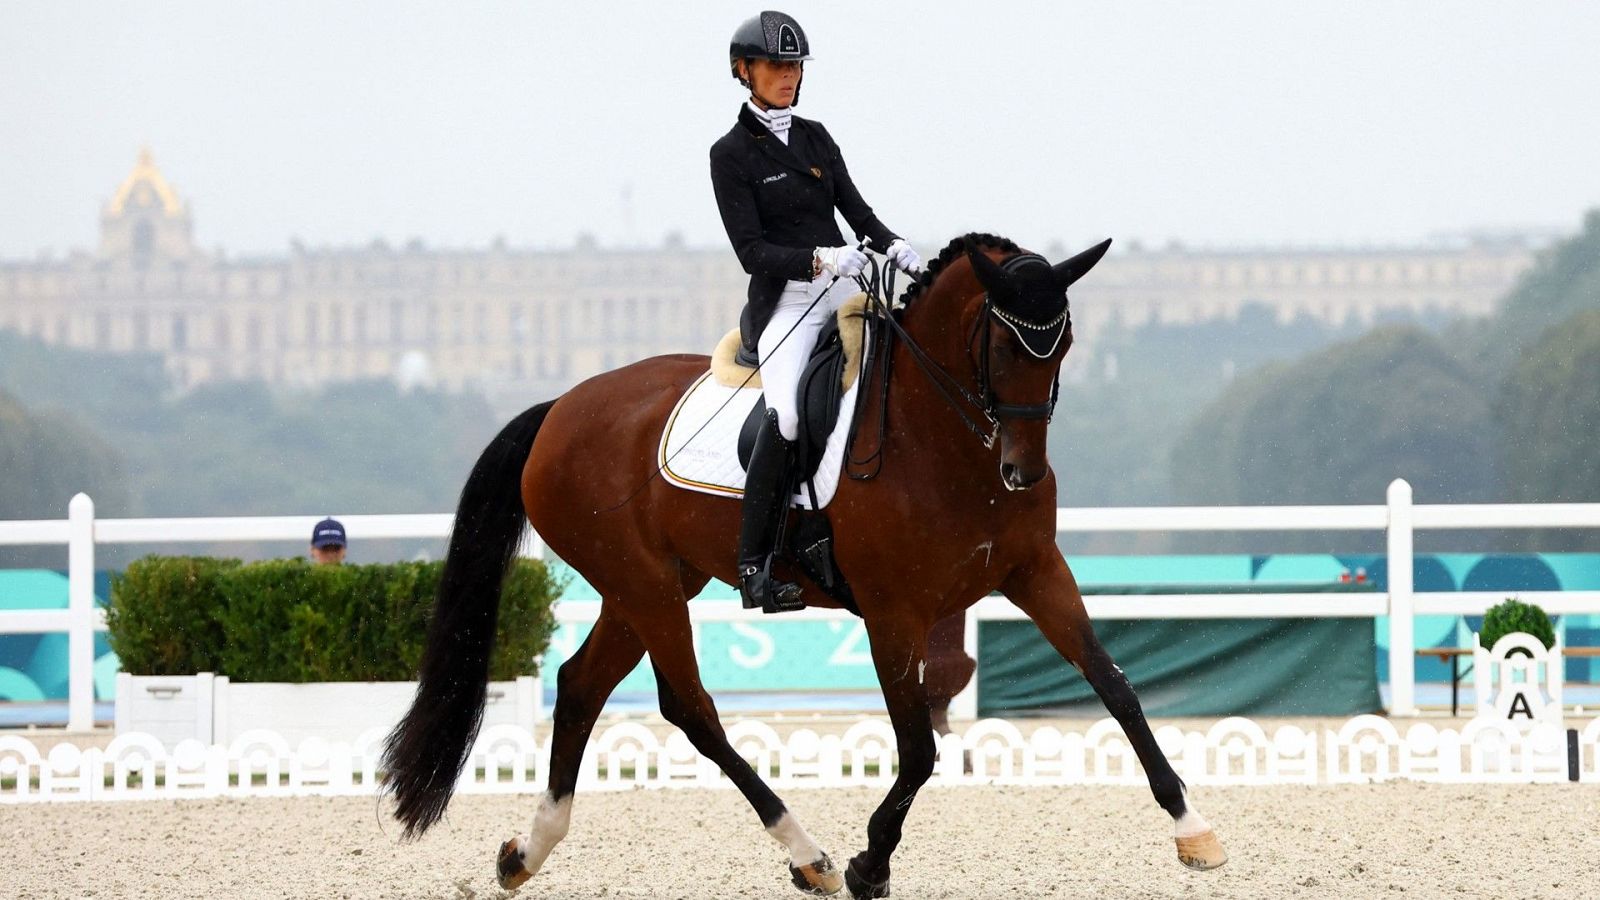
839, 504, 1028, 591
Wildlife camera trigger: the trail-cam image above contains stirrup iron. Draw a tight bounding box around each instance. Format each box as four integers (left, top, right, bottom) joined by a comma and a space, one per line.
740, 559, 805, 614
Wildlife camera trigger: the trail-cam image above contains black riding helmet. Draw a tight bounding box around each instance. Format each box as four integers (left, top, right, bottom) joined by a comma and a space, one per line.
729, 11, 811, 107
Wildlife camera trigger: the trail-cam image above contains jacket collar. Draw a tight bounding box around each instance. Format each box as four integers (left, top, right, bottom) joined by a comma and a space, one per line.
736, 104, 820, 180
737, 102, 771, 137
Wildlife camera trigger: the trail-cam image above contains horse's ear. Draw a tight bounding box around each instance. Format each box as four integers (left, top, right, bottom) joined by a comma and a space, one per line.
967, 247, 1011, 295
1052, 238, 1113, 289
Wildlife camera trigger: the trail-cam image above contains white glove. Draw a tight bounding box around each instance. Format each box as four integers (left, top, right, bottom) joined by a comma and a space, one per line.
886, 239, 922, 275
815, 245, 868, 279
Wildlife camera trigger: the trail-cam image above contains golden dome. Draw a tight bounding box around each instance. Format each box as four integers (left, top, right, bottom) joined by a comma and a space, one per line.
106, 147, 184, 216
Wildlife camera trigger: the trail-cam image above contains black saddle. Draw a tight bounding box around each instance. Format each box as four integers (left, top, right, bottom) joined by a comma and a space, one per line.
736, 314, 851, 484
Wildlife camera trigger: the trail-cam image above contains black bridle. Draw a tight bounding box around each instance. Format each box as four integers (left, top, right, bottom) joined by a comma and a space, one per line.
970, 290, 1065, 427
848, 255, 1066, 473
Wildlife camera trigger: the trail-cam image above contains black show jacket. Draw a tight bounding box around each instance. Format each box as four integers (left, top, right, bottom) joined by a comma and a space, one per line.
710, 104, 900, 349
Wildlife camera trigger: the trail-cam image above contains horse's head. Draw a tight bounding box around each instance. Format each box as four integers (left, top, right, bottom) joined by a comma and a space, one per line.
929, 237, 1111, 491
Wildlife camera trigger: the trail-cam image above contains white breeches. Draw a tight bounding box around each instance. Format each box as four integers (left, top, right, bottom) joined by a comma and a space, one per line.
758, 276, 842, 441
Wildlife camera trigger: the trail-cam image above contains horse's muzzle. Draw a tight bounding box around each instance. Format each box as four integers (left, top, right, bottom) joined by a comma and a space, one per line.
1000, 462, 1045, 492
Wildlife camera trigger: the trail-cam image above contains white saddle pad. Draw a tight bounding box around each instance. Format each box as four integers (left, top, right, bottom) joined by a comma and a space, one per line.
658, 346, 869, 510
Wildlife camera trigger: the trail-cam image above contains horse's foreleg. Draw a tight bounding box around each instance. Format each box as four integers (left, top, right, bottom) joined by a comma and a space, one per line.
1003, 550, 1228, 871
498, 605, 645, 891
846, 617, 936, 899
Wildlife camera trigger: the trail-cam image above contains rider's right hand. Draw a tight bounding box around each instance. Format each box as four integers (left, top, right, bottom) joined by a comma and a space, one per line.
814, 246, 868, 279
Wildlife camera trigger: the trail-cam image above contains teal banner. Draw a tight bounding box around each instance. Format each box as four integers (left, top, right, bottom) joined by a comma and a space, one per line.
543, 617, 880, 695
0, 570, 118, 702
978, 616, 1382, 717
540, 571, 880, 693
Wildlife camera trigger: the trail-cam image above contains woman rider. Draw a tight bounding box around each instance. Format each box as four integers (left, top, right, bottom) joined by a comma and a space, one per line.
710, 11, 921, 614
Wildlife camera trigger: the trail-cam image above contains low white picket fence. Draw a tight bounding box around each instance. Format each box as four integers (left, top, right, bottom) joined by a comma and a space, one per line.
4, 714, 1596, 803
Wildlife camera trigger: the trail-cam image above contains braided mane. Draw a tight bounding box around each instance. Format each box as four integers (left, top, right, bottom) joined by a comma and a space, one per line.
899, 232, 1022, 305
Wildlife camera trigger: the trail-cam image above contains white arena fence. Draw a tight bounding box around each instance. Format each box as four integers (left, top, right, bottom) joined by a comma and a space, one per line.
2, 714, 1596, 803
4, 480, 1600, 730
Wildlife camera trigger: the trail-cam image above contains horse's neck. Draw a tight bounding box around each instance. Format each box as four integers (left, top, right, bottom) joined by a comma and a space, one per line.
886, 286, 991, 454
897, 295, 974, 387
900, 261, 980, 359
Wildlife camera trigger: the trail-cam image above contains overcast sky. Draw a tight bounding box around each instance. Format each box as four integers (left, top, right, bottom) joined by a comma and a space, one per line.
2, 2, 1598, 259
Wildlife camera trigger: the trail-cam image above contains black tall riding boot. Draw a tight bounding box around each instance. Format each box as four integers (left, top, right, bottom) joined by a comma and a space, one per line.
738, 409, 805, 614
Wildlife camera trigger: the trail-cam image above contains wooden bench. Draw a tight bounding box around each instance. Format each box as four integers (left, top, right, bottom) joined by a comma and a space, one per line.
1416, 646, 1600, 716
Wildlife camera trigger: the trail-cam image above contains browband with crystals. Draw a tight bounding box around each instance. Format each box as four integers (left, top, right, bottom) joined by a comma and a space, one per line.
990, 253, 1070, 358
991, 303, 1069, 358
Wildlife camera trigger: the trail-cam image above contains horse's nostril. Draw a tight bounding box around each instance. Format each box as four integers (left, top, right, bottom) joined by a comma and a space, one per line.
1000, 461, 1043, 491
1000, 463, 1030, 492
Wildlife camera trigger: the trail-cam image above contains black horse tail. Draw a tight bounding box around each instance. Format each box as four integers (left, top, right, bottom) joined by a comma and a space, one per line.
382, 400, 555, 839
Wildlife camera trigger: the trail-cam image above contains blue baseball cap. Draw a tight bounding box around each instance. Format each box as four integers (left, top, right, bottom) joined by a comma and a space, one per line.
311, 518, 347, 548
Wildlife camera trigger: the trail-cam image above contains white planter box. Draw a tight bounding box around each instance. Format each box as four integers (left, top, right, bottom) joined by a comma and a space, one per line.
116, 673, 542, 748
114, 672, 218, 747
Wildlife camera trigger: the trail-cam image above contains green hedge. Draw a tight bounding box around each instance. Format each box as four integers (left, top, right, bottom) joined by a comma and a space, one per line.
1480, 597, 1556, 651
108, 557, 562, 682
104, 556, 239, 676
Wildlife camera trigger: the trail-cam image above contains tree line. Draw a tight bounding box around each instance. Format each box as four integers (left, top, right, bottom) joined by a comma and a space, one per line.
0, 336, 500, 563
1172, 210, 1599, 509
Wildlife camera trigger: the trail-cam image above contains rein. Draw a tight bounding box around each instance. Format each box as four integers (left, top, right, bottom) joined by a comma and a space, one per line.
846, 254, 1061, 479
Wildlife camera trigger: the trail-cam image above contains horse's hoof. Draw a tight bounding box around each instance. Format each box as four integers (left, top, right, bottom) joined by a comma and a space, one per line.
497, 836, 534, 890
1175, 829, 1228, 871
844, 856, 890, 899
789, 853, 844, 895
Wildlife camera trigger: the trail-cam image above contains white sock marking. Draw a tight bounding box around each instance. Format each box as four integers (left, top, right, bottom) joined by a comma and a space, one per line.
1174, 805, 1212, 839
766, 811, 825, 865
521, 792, 573, 876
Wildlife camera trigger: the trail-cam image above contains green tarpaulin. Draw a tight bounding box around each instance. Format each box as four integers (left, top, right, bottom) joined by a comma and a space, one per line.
978, 583, 1381, 717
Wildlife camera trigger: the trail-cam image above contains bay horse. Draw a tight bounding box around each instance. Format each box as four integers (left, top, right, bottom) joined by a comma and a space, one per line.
383, 233, 1228, 898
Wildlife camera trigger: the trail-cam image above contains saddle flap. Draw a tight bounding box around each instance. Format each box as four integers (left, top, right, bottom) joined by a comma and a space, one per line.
737, 398, 766, 470
794, 319, 848, 478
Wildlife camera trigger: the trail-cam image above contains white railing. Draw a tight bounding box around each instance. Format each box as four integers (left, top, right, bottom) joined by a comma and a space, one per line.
2, 714, 1595, 804
4, 479, 1600, 730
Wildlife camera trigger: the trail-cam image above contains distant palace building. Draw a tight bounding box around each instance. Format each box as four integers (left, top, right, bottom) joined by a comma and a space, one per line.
0, 151, 1541, 410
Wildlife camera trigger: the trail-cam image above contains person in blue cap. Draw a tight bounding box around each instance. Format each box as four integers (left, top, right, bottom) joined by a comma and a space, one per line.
309, 517, 347, 565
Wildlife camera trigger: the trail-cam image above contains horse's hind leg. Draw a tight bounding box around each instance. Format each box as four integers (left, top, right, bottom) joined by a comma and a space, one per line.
498, 605, 645, 891
1003, 548, 1228, 871
636, 590, 843, 896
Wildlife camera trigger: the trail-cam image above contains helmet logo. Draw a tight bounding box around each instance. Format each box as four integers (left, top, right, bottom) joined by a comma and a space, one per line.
777, 23, 800, 56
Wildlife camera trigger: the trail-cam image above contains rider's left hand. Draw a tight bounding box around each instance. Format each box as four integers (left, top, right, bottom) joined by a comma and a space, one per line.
886, 239, 922, 275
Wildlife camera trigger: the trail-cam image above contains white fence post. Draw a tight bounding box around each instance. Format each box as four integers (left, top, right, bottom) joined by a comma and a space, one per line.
1386, 479, 1415, 716
67, 492, 96, 732
948, 605, 980, 722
